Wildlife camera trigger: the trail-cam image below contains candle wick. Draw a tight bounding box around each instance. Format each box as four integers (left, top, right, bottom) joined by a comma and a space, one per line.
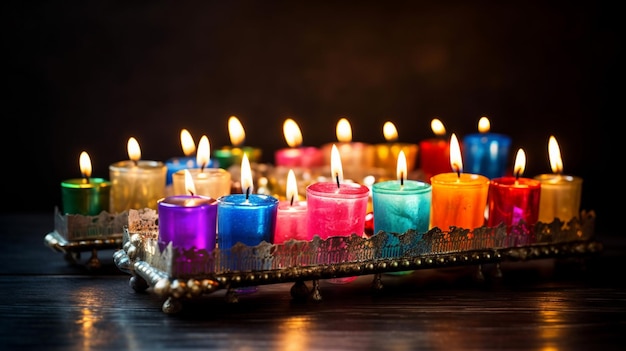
335, 174, 340, 188
456, 169, 461, 178
132, 160, 138, 167
82, 176, 90, 184
201, 163, 206, 172
290, 195, 294, 207
515, 170, 521, 180
400, 172, 404, 187
245, 186, 251, 200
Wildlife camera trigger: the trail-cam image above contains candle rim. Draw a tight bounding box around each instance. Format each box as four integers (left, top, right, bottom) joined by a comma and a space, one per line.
61, 178, 111, 189
372, 179, 431, 194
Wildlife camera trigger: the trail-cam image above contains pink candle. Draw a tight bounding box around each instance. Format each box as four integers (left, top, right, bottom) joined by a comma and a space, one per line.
274, 169, 309, 243
306, 145, 370, 239
274, 118, 323, 168
487, 149, 541, 228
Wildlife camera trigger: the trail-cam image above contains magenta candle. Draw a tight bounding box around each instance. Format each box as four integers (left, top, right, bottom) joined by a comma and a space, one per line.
487, 177, 541, 227
275, 146, 324, 168
306, 182, 370, 239
274, 169, 309, 243
157, 195, 218, 251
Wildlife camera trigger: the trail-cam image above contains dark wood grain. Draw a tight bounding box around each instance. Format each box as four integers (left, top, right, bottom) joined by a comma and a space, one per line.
1, 213, 625, 350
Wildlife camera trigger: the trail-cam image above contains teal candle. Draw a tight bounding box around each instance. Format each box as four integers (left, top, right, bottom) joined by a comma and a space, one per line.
372, 180, 432, 235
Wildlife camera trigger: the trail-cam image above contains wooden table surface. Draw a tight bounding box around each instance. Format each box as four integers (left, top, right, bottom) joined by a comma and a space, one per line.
1, 213, 625, 350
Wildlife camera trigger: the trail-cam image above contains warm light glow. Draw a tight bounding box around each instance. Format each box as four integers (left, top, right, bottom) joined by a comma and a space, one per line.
127, 137, 141, 161
431, 118, 446, 136
514, 148, 526, 178
184, 169, 196, 196
180, 129, 196, 156
286, 169, 299, 205
283, 118, 303, 148
396, 150, 407, 182
330, 144, 344, 185
336, 118, 352, 143
383, 121, 398, 142
478, 116, 491, 133
548, 135, 563, 174
228, 116, 246, 147
196, 135, 211, 169
449, 133, 462, 174
241, 153, 254, 195
79, 151, 92, 178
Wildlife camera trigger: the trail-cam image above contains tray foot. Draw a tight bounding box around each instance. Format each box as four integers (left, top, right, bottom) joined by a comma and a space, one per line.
162, 297, 182, 314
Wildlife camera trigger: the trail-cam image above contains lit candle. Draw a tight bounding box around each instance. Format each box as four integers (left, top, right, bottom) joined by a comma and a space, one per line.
217, 153, 279, 249
274, 118, 324, 169
372, 150, 432, 236
430, 133, 490, 231
487, 148, 541, 227
109, 137, 167, 213
157, 169, 218, 252
274, 169, 309, 244
61, 151, 111, 215
418, 118, 451, 182
462, 116, 512, 179
165, 129, 198, 186
321, 117, 375, 181
306, 144, 370, 239
213, 116, 262, 169
172, 135, 231, 199
533, 135, 583, 223
373, 121, 419, 178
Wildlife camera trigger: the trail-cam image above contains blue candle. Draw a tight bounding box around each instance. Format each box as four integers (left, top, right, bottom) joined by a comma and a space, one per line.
462, 116, 512, 179
217, 154, 278, 249
165, 129, 199, 185
157, 195, 218, 251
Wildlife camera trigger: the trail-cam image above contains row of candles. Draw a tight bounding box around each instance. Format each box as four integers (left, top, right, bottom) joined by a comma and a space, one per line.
60, 116, 582, 257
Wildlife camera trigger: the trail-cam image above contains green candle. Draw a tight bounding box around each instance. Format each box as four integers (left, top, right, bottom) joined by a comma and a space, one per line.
61, 151, 111, 215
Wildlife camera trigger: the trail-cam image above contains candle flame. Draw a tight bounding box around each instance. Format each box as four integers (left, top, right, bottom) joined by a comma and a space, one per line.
548, 135, 563, 174
478, 116, 491, 133
396, 150, 407, 185
79, 151, 92, 179
283, 118, 303, 148
514, 148, 526, 178
449, 133, 463, 175
286, 169, 299, 206
241, 153, 254, 197
228, 115, 246, 147
383, 121, 398, 142
127, 137, 141, 162
184, 169, 196, 196
196, 135, 211, 170
330, 144, 344, 186
180, 129, 196, 156
336, 118, 352, 143
430, 118, 446, 136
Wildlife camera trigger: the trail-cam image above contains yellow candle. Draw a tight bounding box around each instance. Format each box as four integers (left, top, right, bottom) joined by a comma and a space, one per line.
373, 121, 419, 178
109, 137, 166, 213
430, 133, 489, 231
534, 135, 582, 223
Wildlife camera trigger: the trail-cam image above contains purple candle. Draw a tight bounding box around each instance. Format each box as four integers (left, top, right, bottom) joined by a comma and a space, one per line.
157, 169, 217, 251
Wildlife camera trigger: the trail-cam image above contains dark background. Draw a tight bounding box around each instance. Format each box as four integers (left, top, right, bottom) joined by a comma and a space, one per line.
3, 1, 618, 233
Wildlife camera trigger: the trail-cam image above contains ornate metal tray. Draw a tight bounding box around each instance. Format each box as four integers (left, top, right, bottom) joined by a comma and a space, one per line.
44, 208, 128, 269
113, 209, 601, 314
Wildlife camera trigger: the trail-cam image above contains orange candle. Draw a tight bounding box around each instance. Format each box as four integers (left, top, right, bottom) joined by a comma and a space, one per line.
430, 133, 489, 231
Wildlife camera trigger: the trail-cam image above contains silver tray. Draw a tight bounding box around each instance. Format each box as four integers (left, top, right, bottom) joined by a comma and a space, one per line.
113, 209, 601, 314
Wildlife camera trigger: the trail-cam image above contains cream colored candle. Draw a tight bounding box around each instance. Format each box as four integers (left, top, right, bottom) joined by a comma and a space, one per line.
109, 137, 166, 213
172, 135, 231, 199
430, 133, 489, 231
534, 135, 582, 223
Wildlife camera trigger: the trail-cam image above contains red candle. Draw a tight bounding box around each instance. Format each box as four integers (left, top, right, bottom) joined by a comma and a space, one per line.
487, 148, 541, 228
274, 118, 323, 168
419, 118, 450, 182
